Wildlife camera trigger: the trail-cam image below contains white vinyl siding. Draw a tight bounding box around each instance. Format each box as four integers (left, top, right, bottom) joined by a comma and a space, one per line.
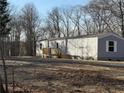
114, 41, 117, 52
106, 41, 117, 52
68, 37, 98, 60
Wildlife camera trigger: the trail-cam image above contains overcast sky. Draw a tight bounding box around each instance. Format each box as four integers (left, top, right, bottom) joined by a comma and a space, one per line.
8, 0, 90, 15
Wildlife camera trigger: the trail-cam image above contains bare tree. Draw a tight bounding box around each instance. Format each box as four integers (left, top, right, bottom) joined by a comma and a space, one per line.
60, 8, 74, 53
85, 0, 111, 33
84, 0, 124, 35
9, 14, 22, 56
70, 6, 83, 36
109, 0, 124, 36
21, 3, 41, 56
60, 8, 73, 37
40, 0, 124, 45
0, 75, 6, 93
47, 7, 62, 38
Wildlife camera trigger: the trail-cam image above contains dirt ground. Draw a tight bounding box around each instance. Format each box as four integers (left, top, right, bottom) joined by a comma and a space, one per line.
0, 59, 124, 93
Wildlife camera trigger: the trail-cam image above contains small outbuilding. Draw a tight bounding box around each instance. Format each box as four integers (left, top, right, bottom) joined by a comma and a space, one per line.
37, 32, 124, 60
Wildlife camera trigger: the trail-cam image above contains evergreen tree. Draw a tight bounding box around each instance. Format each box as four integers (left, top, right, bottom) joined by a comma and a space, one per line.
0, 0, 11, 93
0, 0, 10, 35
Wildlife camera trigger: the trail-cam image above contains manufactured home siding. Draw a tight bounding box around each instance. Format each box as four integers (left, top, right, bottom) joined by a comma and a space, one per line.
37, 33, 124, 60
50, 39, 67, 54
68, 37, 98, 59
98, 35, 124, 60
40, 40, 48, 48
36, 40, 48, 56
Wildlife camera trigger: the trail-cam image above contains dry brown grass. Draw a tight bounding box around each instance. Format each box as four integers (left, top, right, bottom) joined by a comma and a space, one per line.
1, 60, 124, 93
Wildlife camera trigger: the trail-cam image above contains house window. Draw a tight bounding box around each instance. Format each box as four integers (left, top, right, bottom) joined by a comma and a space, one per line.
40, 43, 42, 49
106, 41, 117, 52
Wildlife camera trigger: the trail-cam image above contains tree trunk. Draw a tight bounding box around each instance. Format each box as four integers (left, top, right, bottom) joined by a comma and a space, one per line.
0, 37, 8, 93
119, 0, 124, 37
0, 75, 6, 93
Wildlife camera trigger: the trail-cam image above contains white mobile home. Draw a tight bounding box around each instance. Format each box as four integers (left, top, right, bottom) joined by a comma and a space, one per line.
37, 32, 124, 60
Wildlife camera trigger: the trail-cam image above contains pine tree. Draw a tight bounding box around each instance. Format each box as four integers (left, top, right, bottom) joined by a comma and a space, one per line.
0, 0, 10, 35
0, 0, 11, 93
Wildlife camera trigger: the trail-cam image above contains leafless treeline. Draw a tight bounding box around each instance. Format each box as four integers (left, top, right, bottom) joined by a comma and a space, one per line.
8, 0, 124, 56
9, 3, 41, 56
